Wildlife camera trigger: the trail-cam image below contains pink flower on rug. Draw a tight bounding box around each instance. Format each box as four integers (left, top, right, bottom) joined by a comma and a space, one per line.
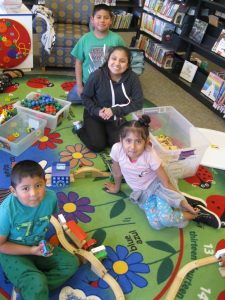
33, 128, 63, 150
59, 143, 97, 168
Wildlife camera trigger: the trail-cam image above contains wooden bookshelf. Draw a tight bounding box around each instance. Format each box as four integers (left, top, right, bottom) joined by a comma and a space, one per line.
133, 0, 225, 120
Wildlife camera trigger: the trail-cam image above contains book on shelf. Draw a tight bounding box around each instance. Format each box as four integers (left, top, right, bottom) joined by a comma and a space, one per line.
158, 0, 180, 22
201, 72, 225, 102
94, 0, 116, 5
189, 18, 208, 44
179, 60, 198, 83
211, 29, 225, 58
173, 3, 190, 26
213, 81, 225, 116
141, 13, 175, 41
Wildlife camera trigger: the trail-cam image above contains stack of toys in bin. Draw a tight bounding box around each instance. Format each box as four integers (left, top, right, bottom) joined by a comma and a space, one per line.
0, 104, 17, 125
21, 94, 63, 115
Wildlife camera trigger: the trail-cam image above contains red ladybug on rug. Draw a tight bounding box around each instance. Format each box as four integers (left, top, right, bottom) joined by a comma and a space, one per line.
206, 195, 225, 223
184, 165, 213, 189
61, 81, 76, 92
26, 78, 54, 89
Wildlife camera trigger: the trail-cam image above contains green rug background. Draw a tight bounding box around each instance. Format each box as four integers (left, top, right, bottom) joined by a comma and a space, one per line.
0, 74, 224, 300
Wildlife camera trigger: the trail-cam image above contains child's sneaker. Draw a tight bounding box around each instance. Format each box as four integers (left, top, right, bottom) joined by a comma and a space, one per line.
195, 205, 221, 229
182, 192, 206, 208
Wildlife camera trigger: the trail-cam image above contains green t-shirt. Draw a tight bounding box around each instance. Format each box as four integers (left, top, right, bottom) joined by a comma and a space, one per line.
0, 190, 58, 246
71, 30, 126, 84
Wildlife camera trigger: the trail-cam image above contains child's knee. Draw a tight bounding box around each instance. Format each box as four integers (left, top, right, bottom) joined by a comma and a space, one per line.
61, 252, 79, 276
19, 272, 48, 299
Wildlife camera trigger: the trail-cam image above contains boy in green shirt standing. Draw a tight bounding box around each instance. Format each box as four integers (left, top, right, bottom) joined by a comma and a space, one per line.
67, 4, 126, 104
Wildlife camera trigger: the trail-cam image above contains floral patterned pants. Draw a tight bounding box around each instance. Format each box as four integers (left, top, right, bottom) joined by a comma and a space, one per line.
140, 194, 188, 230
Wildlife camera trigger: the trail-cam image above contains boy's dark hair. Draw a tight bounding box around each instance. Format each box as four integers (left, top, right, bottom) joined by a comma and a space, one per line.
11, 160, 45, 188
120, 115, 151, 141
103, 46, 132, 68
93, 4, 112, 18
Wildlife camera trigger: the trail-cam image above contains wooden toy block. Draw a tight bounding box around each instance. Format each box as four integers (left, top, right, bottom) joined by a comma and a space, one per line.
67, 220, 88, 241
73, 167, 111, 179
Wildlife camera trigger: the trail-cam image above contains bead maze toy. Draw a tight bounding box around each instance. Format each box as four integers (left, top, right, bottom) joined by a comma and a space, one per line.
50, 214, 125, 300
165, 248, 225, 300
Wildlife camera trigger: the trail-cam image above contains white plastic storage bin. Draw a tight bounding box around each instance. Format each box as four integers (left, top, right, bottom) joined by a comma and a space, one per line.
15, 92, 71, 130
133, 106, 210, 178
0, 112, 46, 156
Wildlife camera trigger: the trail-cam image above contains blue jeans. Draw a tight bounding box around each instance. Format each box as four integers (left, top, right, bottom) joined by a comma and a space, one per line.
67, 84, 83, 104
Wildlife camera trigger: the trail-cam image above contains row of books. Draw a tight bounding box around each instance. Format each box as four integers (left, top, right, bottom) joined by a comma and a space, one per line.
136, 34, 174, 69
143, 0, 185, 22
111, 11, 133, 29
94, 0, 116, 5
141, 12, 175, 41
179, 61, 225, 117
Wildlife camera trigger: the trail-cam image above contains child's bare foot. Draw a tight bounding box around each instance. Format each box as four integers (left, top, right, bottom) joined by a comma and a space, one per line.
183, 210, 199, 221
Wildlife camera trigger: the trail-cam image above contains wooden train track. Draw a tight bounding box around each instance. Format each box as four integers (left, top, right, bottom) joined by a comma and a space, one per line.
165, 250, 225, 300
50, 216, 125, 300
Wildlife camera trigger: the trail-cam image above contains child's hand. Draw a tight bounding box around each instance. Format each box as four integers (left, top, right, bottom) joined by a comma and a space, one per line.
99, 108, 113, 120
77, 85, 83, 97
104, 182, 120, 194
102, 108, 113, 120
180, 199, 199, 215
31, 244, 53, 257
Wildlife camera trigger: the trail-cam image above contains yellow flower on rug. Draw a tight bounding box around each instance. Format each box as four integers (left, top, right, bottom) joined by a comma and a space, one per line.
60, 143, 97, 168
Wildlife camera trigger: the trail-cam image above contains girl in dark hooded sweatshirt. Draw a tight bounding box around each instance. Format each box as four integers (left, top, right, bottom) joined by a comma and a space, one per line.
74, 46, 143, 152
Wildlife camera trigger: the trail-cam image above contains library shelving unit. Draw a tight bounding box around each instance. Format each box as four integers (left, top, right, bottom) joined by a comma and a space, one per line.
108, 0, 143, 32
133, 0, 225, 119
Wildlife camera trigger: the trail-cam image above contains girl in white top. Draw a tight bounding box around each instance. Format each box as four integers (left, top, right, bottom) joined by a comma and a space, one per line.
104, 115, 200, 230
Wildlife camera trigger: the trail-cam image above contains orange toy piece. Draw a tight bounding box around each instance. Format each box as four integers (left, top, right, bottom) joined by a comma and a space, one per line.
66, 220, 88, 249
59, 216, 97, 250
6, 135, 17, 141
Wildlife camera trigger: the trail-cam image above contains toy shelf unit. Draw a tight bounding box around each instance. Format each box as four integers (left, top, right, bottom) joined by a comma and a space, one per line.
0, 3, 33, 70
15, 92, 71, 130
132, 106, 210, 179
132, 0, 225, 120
0, 112, 46, 156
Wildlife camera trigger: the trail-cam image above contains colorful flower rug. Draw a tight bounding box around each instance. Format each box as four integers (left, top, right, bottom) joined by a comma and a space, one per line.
0, 75, 224, 300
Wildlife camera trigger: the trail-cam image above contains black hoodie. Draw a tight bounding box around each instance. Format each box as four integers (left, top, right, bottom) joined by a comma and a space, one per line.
81, 65, 143, 120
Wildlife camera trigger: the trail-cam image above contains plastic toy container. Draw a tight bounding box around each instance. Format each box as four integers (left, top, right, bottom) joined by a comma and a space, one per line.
15, 92, 71, 130
132, 106, 210, 178
0, 112, 46, 156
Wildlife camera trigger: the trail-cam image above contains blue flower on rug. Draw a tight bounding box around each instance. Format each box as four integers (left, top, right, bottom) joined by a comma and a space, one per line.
57, 191, 95, 223
98, 245, 150, 294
